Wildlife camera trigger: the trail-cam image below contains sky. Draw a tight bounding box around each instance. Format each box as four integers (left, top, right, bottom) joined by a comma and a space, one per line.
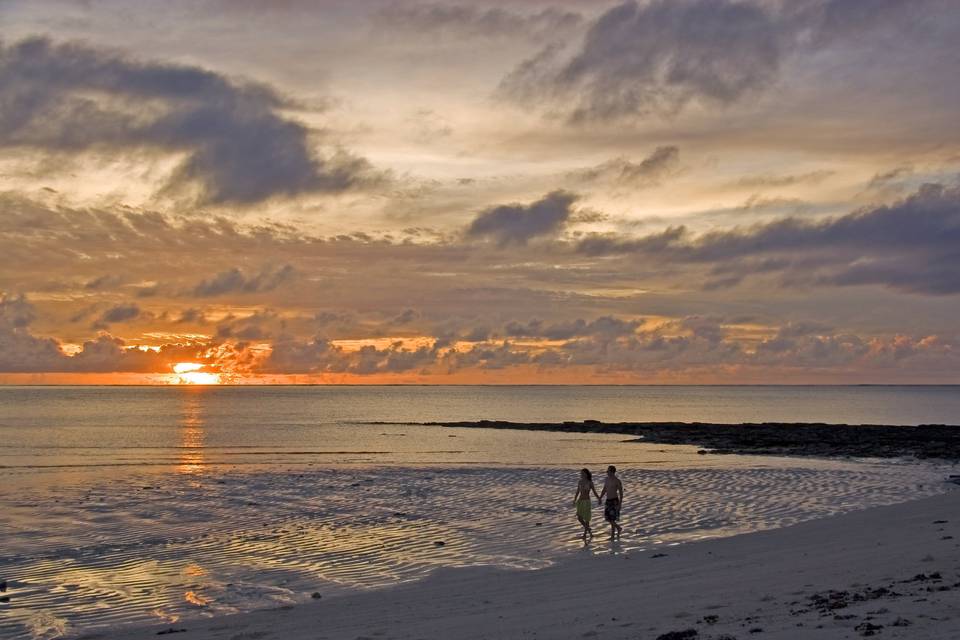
1, 0, 959, 384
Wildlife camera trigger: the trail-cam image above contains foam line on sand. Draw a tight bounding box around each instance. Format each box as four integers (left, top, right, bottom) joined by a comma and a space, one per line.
97, 487, 960, 640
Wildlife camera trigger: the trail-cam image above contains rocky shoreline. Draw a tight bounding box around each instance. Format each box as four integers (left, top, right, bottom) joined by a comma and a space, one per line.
422, 420, 960, 460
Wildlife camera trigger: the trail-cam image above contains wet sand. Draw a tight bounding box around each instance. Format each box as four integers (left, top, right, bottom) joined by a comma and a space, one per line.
98, 487, 960, 640
6, 460, 946, 638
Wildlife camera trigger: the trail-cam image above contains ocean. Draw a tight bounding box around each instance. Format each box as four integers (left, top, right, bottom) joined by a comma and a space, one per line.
1, 385, 958, 638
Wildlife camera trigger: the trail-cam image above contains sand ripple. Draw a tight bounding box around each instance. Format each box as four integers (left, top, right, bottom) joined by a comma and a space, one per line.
0, 462, 949, 639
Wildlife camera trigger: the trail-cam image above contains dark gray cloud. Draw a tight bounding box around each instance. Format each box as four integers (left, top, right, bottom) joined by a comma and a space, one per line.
0, 293, 35, 328
374, 3, 582, 41
499, 0, 931, 121
3, 289, 959, 379
577, 182, 960, 295
503, 316, 642, 340
98, 303, 141, 324
0, 295, 198, 373
174, 307, 207, 324
466, 190, 578, 246
3, 189, 959, 380
193, 265, 294, 297
216, 310, 280, 341
263, 334, 441, 375
570, 146, 679, 188
83, 274, 123, 291
391, 308, 419, 325
0, 37, 375, 204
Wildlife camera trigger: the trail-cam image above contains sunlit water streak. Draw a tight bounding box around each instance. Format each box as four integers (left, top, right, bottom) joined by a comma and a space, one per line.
1, 385, 958, 638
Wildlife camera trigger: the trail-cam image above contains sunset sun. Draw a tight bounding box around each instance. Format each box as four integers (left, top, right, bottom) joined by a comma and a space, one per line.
172, 363, 220, 385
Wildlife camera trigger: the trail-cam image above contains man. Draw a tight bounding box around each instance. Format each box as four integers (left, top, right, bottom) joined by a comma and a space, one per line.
598, 465, 624, 539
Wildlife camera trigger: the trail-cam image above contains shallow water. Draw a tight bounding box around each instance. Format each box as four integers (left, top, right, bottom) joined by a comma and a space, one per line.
2, 456, 951, 638
1, 385, 958, 638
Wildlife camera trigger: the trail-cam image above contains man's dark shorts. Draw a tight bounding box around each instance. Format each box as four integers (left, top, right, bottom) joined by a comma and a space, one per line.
604, 498, 621, 522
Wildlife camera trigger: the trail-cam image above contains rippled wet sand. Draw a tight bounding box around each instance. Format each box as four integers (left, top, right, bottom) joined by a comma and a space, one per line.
1, 460, 949, 639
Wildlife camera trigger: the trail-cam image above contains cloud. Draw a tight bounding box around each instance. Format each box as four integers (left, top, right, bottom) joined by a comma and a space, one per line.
503, 316, 643, 340
0, 293, 36, 328
0, 295, 198, 373
3, 190, 959, 380
193, 265, 294, 297
3, 291, 959, 380
466, 190, 578, 246
98, 303, 141, 324
735, 170, 834, 189
262, 335, 441, 375
373, 3, 582, 41
174, 308, 207, 324
570, 146, 680, 188
391, 308, 419, 325
216, 310, 278, 341
83, 274, 123, 290
0, 37, 376, 204
498, 0, 927, 122
577, 225, 687, 257
576, 182, 960, 295
867, 166, 914, 190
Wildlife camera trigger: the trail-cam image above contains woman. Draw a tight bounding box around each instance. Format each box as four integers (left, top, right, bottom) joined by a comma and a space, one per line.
573, 468, 601, 540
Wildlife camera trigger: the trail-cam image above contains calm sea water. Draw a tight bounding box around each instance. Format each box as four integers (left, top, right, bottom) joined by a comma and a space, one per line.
1, 385, 958, 470
1, 385, 958, 638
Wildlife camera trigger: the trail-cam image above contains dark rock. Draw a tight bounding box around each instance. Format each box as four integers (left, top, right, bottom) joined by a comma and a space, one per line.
891, 617, 912, 627
748, 628, 764, 634
854, 622, 884, 636
810, 590, 851, 612
655, 630, 698, 640
0, 580, 5, 593
701, 614, 719, 625
434, 540, 445, 546
157, 629, 186, 635
426, 421, 960, 460
651, 553, 668, 558
311, 592, 322, 599
0, 596, 9, 603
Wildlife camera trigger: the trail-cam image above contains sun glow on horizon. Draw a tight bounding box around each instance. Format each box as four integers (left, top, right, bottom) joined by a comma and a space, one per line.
172, 362, 221, 385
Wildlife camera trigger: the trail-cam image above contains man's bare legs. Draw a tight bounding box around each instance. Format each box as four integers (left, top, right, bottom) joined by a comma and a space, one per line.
608, 519, 622, 539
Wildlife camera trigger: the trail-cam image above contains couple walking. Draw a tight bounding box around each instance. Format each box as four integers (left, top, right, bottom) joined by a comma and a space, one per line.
574, 465, 623, 540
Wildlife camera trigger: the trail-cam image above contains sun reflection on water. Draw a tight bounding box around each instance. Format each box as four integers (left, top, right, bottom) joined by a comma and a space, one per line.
178, 392, 205, 476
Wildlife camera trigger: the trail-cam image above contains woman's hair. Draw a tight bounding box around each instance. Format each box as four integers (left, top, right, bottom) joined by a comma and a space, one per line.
580, 468, 592, 481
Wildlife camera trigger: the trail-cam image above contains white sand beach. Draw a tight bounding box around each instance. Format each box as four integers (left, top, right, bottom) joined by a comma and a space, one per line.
96, 486, 959, 640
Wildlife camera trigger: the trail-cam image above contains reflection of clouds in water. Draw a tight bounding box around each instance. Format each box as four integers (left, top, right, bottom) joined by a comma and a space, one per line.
25, 612, 68, 639
178, 392, 205, 475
